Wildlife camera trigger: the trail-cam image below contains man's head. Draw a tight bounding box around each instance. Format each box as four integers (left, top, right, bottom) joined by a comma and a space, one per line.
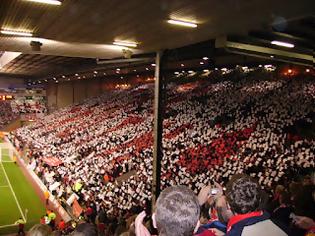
154, 185, 200, 236
226, 174, 262, 214
71, 223, 97, 236
28, 224, 52, 236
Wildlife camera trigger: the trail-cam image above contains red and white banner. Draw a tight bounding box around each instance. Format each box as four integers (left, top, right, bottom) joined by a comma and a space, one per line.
42, 157, 63, 166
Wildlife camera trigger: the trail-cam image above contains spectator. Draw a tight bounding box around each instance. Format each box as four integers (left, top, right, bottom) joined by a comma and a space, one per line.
71, 222, 98, 236
15, 217, 26, 236
225, 174, 288, 236
28, 224, 52, 236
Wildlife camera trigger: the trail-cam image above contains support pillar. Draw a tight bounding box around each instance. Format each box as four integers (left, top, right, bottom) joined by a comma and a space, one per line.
152, 50, 166, 208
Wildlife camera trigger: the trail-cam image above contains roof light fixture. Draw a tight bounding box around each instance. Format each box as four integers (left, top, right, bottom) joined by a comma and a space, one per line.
167, 19, 197, 28
271, 40, 294, 48
113, 40, 138, 48
0, 29, 33, 37
24, 0, 62, 5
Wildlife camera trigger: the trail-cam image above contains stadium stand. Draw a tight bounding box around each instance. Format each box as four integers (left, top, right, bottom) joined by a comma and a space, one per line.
0, 101, 18, 129
7, 69, 315, 235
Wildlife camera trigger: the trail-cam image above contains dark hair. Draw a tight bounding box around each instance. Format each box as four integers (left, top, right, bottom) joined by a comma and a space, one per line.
226, 174, 262, 214
71, 223, 97, 236
28, 224, 52, 236
155, 185, 200, 236
279, 191, 291, 205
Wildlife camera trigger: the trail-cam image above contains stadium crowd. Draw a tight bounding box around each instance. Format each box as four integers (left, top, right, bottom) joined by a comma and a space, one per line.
8, 68, 315, 235
0, 101, 18, 129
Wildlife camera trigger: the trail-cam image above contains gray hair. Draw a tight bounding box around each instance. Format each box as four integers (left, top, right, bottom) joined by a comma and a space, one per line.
155, 185, 200, 236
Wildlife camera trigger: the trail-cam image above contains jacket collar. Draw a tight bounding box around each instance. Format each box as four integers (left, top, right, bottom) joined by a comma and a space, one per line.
227, 211, 264, 233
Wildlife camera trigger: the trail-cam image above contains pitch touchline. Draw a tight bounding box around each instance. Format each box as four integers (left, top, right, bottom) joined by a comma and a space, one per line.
0, 162, 26, 222
0, 223, 16, 229
0, 185, 9, 188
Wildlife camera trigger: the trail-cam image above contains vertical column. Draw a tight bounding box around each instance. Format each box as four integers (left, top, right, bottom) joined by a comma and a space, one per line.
152, 51, 166, 207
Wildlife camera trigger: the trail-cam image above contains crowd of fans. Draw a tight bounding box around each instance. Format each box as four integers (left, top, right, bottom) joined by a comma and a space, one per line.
0, 101, 18, 129
7, 68, 315, 235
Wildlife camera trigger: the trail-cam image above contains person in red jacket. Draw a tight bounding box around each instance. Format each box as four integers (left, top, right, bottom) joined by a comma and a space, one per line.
58, 219, 66, 231
15, 217, 25, 236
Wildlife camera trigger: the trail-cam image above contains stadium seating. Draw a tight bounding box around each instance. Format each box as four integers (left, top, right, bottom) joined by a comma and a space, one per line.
0, 101, 18, 129
9, 70, 315, 224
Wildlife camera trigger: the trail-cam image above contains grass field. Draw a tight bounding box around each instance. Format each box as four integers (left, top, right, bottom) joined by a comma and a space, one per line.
0, 147, 46, 235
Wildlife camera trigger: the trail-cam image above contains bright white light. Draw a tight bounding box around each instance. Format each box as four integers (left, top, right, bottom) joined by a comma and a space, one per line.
1, 29, 33, 37
188, 70, 194, 73
113, 41, 138, 48
259, 65, 262, 68
203, 69, 210, 72
94, 71, 98, 74
116, 68, 120, 71
62, 75, 65, 78
146, 68, 149, 70
24, 0, 61, 5
203, 57, 209, 60
151, 63, 156, 66
306, 69, 310, 73
174, 72, 180, 75
221, 68, 228, 71
181, 64, 184, 67
75, 73, 79, 76
167, 19, 197, 28
200, 62, 204, 65
271, 40, 294, 48
270, 55, 274, 58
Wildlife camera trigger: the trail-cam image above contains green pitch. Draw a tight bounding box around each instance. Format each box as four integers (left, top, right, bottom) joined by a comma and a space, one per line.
0, 147, 46, 235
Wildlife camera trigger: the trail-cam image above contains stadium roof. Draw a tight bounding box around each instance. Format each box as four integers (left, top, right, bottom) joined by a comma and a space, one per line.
0, 0, 314, 79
